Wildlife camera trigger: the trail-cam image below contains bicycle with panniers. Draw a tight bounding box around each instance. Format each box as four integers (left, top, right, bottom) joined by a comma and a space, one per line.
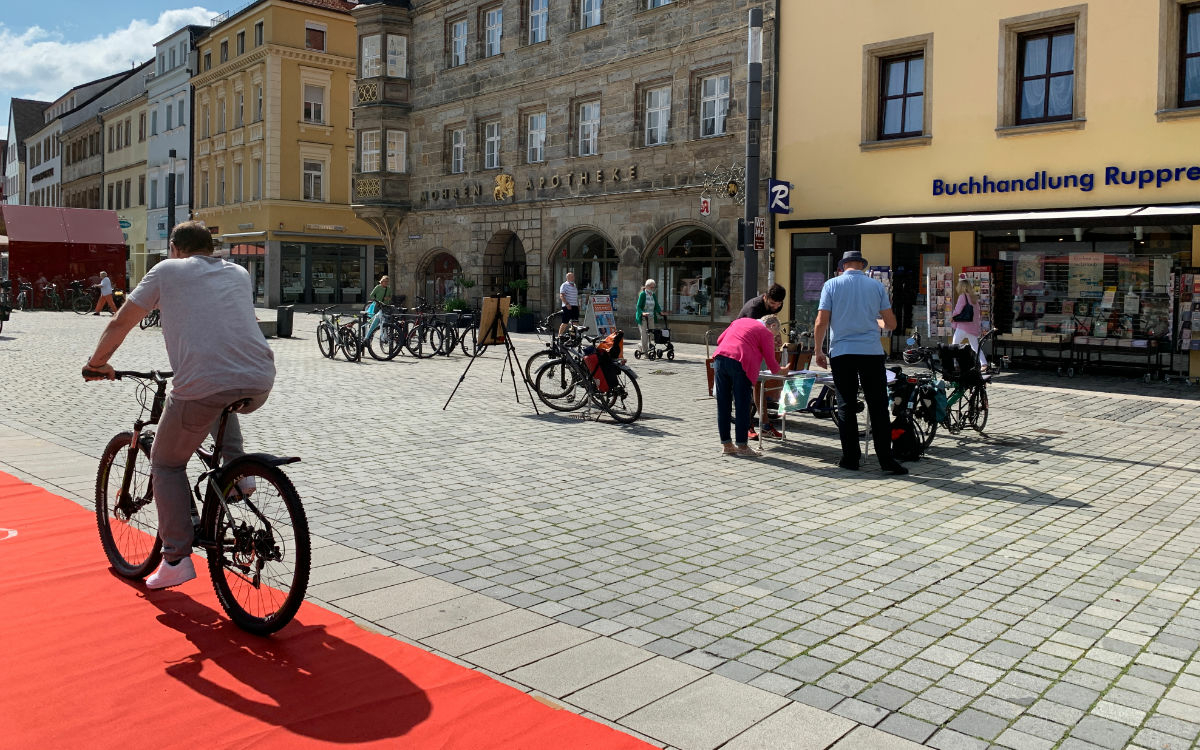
903, 331, 992, 435
533, 328, 642, 423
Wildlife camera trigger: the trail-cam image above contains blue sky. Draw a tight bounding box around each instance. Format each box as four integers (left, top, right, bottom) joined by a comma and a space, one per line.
1, 3, 216, 140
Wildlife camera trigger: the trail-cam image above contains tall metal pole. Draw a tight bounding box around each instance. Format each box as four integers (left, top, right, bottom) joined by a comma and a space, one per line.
743, 8, 763, 302
167, 148, 177, 240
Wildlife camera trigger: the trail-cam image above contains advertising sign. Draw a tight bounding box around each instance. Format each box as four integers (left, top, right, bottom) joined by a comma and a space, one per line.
586, 294, 617, 337
753, 216, 766, 251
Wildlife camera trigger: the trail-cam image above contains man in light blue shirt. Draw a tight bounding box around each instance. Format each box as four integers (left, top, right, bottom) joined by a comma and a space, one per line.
813, 251, 907, 475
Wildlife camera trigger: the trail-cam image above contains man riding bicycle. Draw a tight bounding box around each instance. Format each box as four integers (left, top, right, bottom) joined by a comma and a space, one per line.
83, 221, 276, 590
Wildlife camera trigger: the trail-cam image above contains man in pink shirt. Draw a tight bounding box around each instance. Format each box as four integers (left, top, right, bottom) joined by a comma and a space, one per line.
712, 317, 781, 456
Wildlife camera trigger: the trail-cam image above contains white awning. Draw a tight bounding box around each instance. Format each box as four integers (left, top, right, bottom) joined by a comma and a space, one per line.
833, 205, 1200, 234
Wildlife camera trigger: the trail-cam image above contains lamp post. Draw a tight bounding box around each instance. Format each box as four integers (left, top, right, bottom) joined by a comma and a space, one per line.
743, 8, 763, 302
166, 148, 177, 242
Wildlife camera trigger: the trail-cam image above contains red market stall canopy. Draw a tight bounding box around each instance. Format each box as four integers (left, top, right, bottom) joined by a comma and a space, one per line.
0, 206, 127, 291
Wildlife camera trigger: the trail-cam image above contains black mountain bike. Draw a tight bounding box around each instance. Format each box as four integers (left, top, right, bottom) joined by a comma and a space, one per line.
87, 369, 310, 635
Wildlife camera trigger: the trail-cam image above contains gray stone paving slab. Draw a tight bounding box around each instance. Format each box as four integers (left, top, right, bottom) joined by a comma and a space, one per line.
9, 315, 1200, 750
464, 621, 596, 674
828, 725, 929, 749
377, 592, 514, 640
331, 576, 471, 621
621, 674, 789, 750
720, 702, 856, 749
505, 637, 653, 698
567, 655, 708, 721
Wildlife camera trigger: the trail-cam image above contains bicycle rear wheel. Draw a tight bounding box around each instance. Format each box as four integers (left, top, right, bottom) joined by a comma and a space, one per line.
406, 323, 442, 358
96, 432, 162, 578
913, 387, 939, 450
968, 385, 989, 432
316, 323, 337, 358
602, 368, 643, 424
203, 461, 310, 636
73, 295, 93, 314
368, 323, 405, 360
339, 326, 362, 361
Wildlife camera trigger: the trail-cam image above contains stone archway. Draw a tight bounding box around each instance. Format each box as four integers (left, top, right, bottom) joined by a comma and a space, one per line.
482, 230, 528, 305
420, 250, 462, 305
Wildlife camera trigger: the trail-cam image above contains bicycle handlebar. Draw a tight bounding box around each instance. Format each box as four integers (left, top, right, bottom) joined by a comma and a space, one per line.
82, 368, 174, 382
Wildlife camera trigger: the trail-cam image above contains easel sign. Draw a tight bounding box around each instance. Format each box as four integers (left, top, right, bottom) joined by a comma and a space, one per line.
478, 295, 511, 345
587, 294, 617, 336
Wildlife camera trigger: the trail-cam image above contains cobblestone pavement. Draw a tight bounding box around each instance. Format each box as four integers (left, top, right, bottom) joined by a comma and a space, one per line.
3, 309, 1200, 750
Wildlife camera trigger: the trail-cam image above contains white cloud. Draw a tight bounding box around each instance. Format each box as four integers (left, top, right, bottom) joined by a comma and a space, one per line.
1, 7, 214, 137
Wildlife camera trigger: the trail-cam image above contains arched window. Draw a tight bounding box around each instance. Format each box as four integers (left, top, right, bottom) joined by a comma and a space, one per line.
649, 226, 732, 321
553, 230, 619, 309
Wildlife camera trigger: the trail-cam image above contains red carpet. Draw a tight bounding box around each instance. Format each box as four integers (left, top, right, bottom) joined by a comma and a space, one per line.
0, 471, 651, 749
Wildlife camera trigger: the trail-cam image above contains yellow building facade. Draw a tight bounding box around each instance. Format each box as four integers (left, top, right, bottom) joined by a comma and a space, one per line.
102, 94, 150, 285
193, 0, 382, 307
776, 0, 1200, 378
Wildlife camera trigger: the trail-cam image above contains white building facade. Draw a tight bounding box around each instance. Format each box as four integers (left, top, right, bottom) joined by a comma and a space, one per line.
146, 25, 207, 257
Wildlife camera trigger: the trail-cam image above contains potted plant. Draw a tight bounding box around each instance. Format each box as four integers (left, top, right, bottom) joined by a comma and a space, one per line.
442, 297, 467, 312
507, 301, 536, 333
456, 276, 476, 306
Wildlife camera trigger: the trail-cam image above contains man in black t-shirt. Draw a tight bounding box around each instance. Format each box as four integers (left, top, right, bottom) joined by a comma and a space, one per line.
737, 283, 786, 320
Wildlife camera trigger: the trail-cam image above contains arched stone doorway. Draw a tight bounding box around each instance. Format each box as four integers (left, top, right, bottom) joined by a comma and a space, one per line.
422, 250, 461, 305
553, 229, 619, 310
482, 230, 528, 306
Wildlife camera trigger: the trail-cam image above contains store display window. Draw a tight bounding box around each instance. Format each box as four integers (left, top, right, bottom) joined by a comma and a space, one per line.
649, 226, 732, 322
554, 231, 618, 310
978, 225, 1191, 343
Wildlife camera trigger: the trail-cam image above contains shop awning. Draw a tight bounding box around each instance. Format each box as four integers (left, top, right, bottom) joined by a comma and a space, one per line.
831, 205, 1200, 234
0, 205, 125, 246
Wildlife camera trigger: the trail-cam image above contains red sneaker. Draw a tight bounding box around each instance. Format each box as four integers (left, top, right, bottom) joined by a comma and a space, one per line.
762, 426, 784, 439
747, 428, 759, 440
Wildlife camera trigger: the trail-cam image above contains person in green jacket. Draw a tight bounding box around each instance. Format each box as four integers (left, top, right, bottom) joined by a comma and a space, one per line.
635, 278, 663, 356
367, 275, 391, 315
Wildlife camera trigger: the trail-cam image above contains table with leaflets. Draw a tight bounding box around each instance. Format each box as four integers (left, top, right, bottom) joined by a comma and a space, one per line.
756, 368, 895, 453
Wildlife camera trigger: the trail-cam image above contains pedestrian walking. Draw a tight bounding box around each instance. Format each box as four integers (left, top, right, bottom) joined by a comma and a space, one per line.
635, 279, 663, 356
950, 279, 988, 369
558, 272, 579, 335
93, 271, 117, 316
813, 250, 907, 475
712, 317, 782, 457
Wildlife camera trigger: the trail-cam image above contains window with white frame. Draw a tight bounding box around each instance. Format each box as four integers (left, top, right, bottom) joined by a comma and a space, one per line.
361, 129, 381, 172
202, 104, 209, 137
361, 35, 381, 77
451, 19, 468, 66
450, 128, 466, 173
303, 160, 324, 200
254, 21, 263, 47
150, 178, 158, 209
484, 120, 501, 168
387, 34, 407, 77
529, 0, 548, 44
578, 100, 600, 156
647, 0, 671, 7
217, 166, 226, 204
166, 103, 174, 130
236, 31, 245, 55
305, 22, 326, 52
485, 7, 503, 57
151, 110, 159, 135
234, 162, 243, 202
303, 84, 324, 123
581, 0, 602, 29
178, 97, 185, 122
700, 74, 730, 137
527, 112, 546, 163
252, 158, 262, 199
236, 91, 244, 127
645, 85, 670, 145
217, 98, 226, 132
254, 85, 262, 121
386, 130, 406, 172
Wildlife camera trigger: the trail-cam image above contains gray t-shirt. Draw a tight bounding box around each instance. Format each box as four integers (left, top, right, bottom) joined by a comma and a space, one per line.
128, 255, 275, 400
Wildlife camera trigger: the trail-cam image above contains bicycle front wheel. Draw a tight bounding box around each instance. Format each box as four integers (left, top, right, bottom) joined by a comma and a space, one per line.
535, 359, 590, 412
203, 462, 310, 636
316, 323, 337, 358
406, 323, 442, 359
524, 348, 552, 384
913, 389, 939, 451
96, 432, 162, 578
340, 327, 362, 361
73, 295, 93, 314
968, 385, 989, 432
602, 368, 643, 424
368, 323, 404, 361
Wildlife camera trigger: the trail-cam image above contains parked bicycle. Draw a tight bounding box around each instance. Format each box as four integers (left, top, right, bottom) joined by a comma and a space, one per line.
139, 308, 162, 330
85, 369, 310, 635
903, 331, 992, 434
524, 310, 566, 383
14, 280, 33, 311
533, 328, 642, 423
40, 283, 63, 311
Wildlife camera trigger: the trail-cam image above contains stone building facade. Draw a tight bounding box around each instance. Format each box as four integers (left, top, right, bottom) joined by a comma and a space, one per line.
352, 0, 777, 340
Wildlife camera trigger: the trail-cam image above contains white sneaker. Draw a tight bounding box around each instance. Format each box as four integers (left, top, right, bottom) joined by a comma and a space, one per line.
145, 556, 197, 590
227, 476, 256, 499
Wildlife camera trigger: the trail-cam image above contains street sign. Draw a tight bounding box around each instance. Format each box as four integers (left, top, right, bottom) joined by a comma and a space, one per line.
118, 219, 132, 228
768, 179, 792, 214
699, 197, 711, 216
753, 216, 766, 251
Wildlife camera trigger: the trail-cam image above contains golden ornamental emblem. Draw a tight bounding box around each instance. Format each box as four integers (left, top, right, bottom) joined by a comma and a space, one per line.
494, 174, 515, 201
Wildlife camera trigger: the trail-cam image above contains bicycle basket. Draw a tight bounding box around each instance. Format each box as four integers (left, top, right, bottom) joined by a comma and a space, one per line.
937, 343, 980, 385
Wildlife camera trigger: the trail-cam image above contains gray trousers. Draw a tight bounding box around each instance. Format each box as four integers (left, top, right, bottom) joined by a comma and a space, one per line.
150, 388, 271, 561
